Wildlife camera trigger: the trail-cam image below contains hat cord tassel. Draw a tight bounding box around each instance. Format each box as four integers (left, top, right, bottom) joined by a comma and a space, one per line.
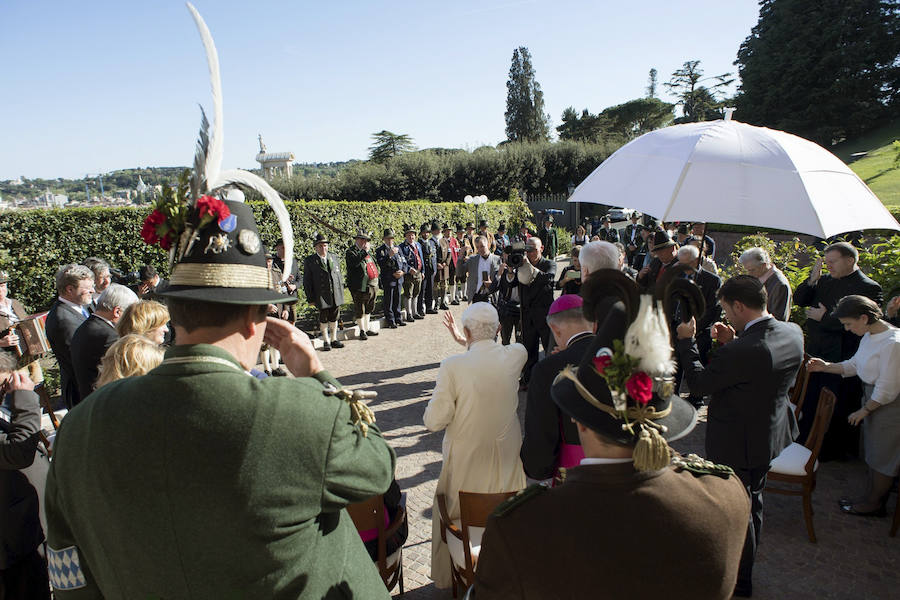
633, 426, 671, 472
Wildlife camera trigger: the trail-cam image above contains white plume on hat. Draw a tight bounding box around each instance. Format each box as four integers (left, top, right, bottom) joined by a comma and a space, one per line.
184, 3, 294, 279
624, 296, 675, 376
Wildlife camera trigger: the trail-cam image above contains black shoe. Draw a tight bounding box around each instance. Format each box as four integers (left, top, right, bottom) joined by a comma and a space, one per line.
331, 340, 345, 349
397, 320, 407, 326
359, 331, 368, 341
272, 368, 288, 377
733, 581, 752, 597
414, 314, 424, 320
366, 330, 378, 336
451, 300, 460, 305
321, 343, 331, 352
840, 503, 887, 517
439, 303, 449, 310
265, 370, 273, 376
687, 395, 704, 408
426, 309, 439, 314
388, 323, 398, 329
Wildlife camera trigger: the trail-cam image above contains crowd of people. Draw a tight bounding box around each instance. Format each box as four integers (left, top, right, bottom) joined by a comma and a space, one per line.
1, 201, 899, 599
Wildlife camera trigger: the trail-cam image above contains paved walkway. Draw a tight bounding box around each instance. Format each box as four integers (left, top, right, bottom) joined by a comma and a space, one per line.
315, 303, 900, 599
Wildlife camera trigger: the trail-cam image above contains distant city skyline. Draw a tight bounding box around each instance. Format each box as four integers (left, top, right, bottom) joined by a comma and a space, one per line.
0, 0, 761, 180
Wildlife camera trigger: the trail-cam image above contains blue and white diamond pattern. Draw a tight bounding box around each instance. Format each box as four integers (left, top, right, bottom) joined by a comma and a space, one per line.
47, 545, 87, 590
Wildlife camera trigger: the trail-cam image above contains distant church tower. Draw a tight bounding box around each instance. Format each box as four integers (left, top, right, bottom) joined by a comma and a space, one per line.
255, 134, 294, 180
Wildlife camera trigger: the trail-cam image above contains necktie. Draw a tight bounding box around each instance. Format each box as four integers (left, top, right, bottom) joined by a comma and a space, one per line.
81, 307, 90, 319
413, 245, 422, 270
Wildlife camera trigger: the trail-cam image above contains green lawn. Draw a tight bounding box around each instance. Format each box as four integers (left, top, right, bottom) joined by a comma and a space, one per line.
833, 120, 900, 209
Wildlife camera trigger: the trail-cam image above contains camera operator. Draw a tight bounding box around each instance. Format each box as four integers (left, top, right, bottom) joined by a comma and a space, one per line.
492, 243, 526, 345
513, 237, 556, 389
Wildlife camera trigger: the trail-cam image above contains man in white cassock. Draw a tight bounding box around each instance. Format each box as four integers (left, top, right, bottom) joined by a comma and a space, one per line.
423, 303, 527, 589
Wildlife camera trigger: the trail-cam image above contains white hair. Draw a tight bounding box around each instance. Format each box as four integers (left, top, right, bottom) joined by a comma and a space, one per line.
739, 247, 771, 267
677, 244, 700, 261
461, 302, 499, 341
96, 283, 139, 312
579, 241, 619, 273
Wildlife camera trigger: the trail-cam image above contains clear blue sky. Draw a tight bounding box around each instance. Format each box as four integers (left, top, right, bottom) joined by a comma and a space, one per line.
0, 0, 762, 180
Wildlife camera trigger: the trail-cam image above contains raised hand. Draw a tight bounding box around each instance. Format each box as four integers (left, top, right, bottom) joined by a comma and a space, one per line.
263, 317, 323, 377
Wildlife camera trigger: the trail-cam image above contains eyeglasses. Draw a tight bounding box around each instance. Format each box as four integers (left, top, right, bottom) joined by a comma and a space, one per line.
525, 248, 538, 253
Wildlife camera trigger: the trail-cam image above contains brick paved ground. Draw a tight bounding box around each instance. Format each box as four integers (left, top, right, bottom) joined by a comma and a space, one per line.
315, 300, 899, 599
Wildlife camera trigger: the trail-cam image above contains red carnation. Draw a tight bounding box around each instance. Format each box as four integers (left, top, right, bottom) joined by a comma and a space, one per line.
141, 210, 165, 246
592, 355, 612, 375
625, 372, 653, 405
196, 195, 230, 222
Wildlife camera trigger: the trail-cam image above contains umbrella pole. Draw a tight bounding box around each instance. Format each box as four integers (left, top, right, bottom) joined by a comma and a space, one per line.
699, 222, 708, 264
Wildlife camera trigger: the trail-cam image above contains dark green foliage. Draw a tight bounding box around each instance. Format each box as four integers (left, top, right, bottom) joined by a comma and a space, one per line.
647, 68, 658, 98
271, 142, 615, 202
735, 0, 900, 146
505, 47, 551, 143
368, 131, 417, 163
558, 99, 674, 143
557, 108, 610, 143
0, 201, 529, 311
664, 60, 734, 123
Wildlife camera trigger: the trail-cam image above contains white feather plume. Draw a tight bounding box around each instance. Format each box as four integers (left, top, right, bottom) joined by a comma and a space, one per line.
186, 3, 224, 184
624, 296, 675, 376
209, 169, 295, 280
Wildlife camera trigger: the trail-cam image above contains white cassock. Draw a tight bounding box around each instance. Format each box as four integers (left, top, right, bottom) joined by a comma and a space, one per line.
423, 338, 528, 589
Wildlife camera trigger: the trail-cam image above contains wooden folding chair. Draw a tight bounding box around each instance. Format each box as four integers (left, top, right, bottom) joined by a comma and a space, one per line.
788, 353, 811, 420
437, 490, 517, 598
346, 494, 405, 595
767, 387, 836, 543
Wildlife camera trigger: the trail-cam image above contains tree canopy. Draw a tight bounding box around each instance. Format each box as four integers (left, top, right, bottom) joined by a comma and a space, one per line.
557, 98, 673, 143
734, 0, 900, 146
505, 46, 551, 143
368, 130, 416, 163
664, 60, 734, 123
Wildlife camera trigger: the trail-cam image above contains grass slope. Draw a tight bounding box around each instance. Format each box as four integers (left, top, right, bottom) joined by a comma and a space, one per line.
833, 120, 900, 209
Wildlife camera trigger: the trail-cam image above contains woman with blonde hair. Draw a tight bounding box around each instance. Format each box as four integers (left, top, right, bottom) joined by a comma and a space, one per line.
116, 300, 170, 344
95, 334, 164, 389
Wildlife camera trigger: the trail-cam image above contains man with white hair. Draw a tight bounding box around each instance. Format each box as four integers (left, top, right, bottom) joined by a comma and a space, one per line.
578, 240, 620, 279
424, 303, 527, 590
739, 247, 792, 321
46, 263, 96, 408
70, 283, 139, 403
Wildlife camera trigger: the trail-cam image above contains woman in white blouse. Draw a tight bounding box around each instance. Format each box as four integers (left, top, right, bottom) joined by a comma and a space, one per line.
808, 295, 900, 517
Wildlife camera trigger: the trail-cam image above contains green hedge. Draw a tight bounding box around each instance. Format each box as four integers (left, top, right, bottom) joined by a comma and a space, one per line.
0, 200, 529, 311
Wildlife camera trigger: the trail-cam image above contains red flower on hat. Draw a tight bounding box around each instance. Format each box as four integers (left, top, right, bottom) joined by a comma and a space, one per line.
141, 210, 166, 246
592, 354, 612, 375
196, 195, 230, 225
625, 372, 653, 405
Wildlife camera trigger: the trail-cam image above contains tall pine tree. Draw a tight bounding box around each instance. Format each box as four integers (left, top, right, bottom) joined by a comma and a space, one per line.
505, 47, 551, 143
735, 0, 900, 145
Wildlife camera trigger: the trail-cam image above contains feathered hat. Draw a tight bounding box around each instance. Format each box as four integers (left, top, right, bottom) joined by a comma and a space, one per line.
143, 4, 294, 305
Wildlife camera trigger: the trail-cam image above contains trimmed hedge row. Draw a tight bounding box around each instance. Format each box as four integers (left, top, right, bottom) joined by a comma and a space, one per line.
0, 200, 530, 311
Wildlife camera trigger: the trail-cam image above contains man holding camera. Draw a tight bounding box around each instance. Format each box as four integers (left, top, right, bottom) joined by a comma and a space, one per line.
513, 237, 556, 389
463, 236, 501, 303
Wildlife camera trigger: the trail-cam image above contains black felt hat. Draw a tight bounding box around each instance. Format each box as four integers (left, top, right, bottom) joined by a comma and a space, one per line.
430, 222, 440, 232
650, 230, 677, 251
441, 223, 451, 231
313, 232, 329, 245
601, 215, 611, 223
497, 221, 506, 232
156, 200, 295, 305
455, 223, 464, 233
465, 222, 475, 230
551, 272, 696, 449
419, 223, 429, 234
478, 219, 488, 229
403, 224, 416, 235
354, 228, 372, 241
382, 228, 396, 239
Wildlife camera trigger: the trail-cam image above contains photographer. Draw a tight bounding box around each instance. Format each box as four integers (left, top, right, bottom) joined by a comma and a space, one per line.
514, 237, 556, 389
492, 243, 525, 345
463, 236, 501, 303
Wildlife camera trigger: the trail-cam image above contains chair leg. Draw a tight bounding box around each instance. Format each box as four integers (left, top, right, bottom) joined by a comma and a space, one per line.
398, 560, 405, 596
451, 578, 458, 599
802, 486, 817, 543
891, 496, 900, 537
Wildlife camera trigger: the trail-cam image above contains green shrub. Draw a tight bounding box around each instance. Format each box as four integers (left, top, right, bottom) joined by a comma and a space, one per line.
0, 200, 531, 310
554, 226, 573, 256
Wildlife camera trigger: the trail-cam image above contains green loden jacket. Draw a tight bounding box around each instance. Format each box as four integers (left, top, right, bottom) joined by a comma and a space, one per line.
45, 344, 396, 599
345, 245, 379, 293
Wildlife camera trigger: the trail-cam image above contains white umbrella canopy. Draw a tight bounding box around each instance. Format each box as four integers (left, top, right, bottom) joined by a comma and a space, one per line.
568, 118, 900, 238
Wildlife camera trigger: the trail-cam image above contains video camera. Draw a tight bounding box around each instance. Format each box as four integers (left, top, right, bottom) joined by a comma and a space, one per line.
110, 267, 139, 286
504, 241, 527, 268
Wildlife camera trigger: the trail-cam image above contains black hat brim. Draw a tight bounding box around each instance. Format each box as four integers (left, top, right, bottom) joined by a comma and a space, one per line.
156, 284, 295, 305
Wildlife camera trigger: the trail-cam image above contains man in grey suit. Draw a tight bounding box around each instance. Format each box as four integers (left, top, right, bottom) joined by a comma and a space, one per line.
464, 236, 501, 303
676, 275, 803, 597
740, 247, 792, 321
45, 264, 95, 408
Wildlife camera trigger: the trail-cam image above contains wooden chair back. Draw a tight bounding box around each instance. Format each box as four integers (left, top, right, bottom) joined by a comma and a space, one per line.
789, 354, 811, 419
34, 382, 60, 430
346, 494, 405, 594
457, 491, 517, 585
802, 387, 836, 473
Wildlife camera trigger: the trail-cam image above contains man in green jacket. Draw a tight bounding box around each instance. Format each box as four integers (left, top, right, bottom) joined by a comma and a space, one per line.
345, 229, 380, 341
45, 200, 396, 599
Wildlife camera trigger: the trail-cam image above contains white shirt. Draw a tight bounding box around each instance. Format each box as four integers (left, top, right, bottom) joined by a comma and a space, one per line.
565, 330, 593, 348
58, 296, 88, 317
839, 327, 900, 405
580, 457, 634, 465
477, 254, 492, 281
0, 299, 20, 324
741, 314, 771, 334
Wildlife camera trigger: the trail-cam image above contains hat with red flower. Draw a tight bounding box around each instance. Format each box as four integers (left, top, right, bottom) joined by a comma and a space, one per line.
142, 4, 295, 305
551, 271, 696, 471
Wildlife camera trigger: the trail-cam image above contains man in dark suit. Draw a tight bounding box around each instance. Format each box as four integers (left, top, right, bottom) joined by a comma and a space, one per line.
302, 233, 345, 351
375, 229, 406, 329
0, 360, 51, 599
623, 212, 642, 264
794, 241, 883, 454
636, 230, 679, 294
676, 245, 722, 406
71, 284, 138, 402
46, 264, 95, 408
399, 225, 425, 322
521, 294, 594, 481
130, 265, 165, 299
676, 275, 803, 597
273, 240, 300, 323
516, 237, 557, 387
537, 216, 558, 260
597, 216, 619, 243
418, 223, 438, 315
